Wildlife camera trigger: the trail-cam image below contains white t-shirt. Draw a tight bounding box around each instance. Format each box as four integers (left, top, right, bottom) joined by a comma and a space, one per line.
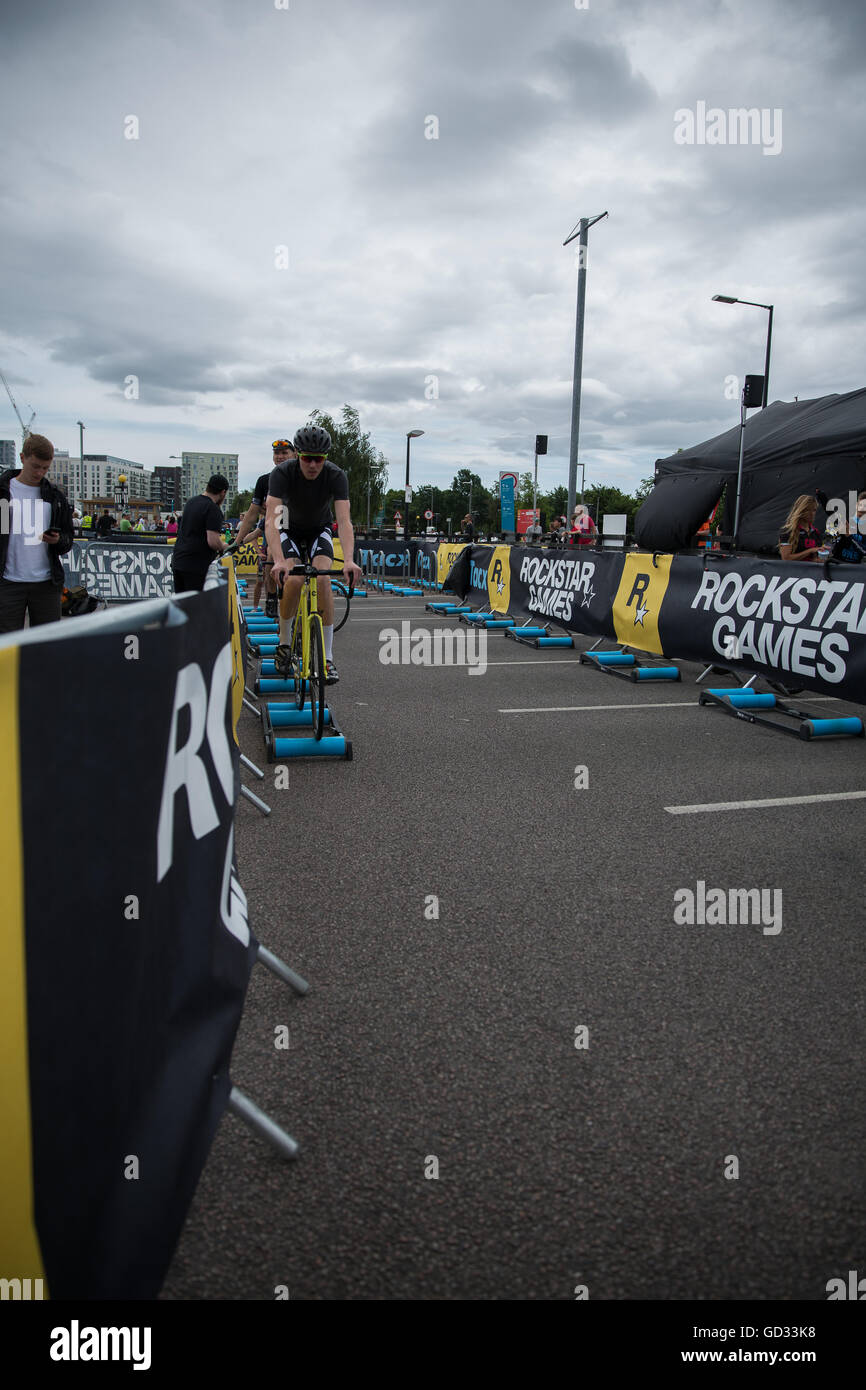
4, 478, 52, 582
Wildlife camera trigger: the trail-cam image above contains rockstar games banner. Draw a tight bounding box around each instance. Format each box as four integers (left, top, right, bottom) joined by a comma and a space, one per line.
448, 544, 619, 640
655, 554, 866, 702
0, 585, 255, 1299
63, 538, 176, 601
448, 545, 866, 702
434, 541, 468, 588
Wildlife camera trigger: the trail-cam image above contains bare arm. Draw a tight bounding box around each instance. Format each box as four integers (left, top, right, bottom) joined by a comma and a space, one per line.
265, 495, 291, 581
235, 502, 263, 546
334, 499, 361, 581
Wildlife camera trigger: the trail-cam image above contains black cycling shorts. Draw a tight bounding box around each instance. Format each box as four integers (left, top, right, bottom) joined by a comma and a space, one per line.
280, 527, 334, 563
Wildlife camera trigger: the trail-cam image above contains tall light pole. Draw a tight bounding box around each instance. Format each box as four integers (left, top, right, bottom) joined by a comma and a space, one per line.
563, 211, 608, 522
77, 421, 85, 509
712, 295, 774, 407
405, 429, 424, 537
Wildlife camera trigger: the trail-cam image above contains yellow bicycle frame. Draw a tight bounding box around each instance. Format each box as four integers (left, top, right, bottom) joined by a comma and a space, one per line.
290, 568, 326, 684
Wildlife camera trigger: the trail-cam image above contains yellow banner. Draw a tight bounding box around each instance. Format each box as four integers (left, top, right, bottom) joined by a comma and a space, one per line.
437, 543, 466, 586
0, 645, 47, 1293
612, 552, 672, 654
486, 545, 512, 613
223, 562, 244, 741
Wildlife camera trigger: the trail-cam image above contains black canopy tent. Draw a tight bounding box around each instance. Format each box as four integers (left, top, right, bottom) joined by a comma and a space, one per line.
635, 388, 866, 553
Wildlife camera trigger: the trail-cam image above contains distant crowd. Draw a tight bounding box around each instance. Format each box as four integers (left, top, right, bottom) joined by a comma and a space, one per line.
72, 510, 238, 542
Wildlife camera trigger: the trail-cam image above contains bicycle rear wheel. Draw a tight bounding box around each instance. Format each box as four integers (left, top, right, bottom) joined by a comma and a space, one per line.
308, 617, 326, 740
332, 579, 351, 633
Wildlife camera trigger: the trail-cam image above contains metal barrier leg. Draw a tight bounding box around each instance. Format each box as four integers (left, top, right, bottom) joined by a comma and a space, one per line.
240, 753, 264, 779
227, 1086, 299, 1160
241, 784, 272, 816
256, 943, 310, 996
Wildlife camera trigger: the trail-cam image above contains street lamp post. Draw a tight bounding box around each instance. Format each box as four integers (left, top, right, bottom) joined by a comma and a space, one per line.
564, 211, 608, 521
76, 421, 85, 508
712, 295, 775, 407
405, 429, 424, 538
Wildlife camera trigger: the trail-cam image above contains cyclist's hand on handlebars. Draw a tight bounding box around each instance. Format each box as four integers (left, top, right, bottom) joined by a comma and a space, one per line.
271, 555, 292, 584
343, 558, 362, 586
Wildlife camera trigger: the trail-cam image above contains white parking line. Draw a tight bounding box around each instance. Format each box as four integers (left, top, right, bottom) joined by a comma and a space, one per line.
501, 701, 701, 713
666, 791, 866, 814
499, 696, 842, 714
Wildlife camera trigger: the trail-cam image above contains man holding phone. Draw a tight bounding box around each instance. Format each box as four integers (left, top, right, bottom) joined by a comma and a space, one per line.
0, 433, 73, 633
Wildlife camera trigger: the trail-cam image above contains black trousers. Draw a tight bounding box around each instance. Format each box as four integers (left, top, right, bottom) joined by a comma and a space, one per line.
0, 578, 63, 634
172, 569, 207, 593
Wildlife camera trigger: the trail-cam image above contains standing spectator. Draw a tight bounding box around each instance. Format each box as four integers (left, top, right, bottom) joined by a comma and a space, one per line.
525, 516, 543, 544
547, 517, 565, 546
571, 504, 597, 547
461, 513, 475, 541
0, 433, 73, 633
81, 511, 93, 533
119, 514, 132, 533
171, 475, 232, 593
154, 517, 165, 533
134, 517, 146, 533
165, 514, 178, 536
95, 510, 113, 537
779, 496, 822, 561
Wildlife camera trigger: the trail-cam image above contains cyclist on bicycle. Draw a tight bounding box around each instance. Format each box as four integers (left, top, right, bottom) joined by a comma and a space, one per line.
266, 424, 362, 683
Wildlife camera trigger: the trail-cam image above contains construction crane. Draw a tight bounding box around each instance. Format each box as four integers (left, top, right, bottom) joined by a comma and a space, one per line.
0, 367, 36, 443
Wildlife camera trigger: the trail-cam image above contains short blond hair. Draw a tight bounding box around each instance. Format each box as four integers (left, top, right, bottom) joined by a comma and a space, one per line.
21, 433, 54, 461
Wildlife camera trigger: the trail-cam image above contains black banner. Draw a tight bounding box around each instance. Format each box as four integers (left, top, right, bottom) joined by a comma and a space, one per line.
62, 539, 176, 601
0, 584, 255, 1298
448, 544, 866, 703
354, 539, 413, 574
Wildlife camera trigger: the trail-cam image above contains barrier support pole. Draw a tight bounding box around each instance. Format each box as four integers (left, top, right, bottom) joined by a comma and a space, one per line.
227, 1086, 298, 1160
240, 753, 264, 779
241, 784, 271, 816
256, 943, 310, 996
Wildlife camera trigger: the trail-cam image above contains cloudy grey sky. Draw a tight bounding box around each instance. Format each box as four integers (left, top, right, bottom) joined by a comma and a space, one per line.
1, 0, 864, 496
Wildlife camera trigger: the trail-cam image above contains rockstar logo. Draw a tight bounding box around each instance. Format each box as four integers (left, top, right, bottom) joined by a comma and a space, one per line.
581, 583, 596, 609
634, 603, 649, 626
497, 577, 505, 594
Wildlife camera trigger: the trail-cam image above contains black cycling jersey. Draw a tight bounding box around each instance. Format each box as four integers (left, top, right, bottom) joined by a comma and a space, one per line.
252, 472, 271, 510
268, 460, 349, 533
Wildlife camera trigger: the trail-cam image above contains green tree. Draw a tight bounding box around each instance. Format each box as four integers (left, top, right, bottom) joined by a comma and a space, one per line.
308, 404, 389, 528
517, 471, 535, 508
544, 484, 568, 520
230, 489, 252, 519
584, 482, 641, 529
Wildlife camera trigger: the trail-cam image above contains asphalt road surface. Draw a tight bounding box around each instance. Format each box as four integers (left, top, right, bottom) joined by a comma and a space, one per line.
162, 587, 866, 1301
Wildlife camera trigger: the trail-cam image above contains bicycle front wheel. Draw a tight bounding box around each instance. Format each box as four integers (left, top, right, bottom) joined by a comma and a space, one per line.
308, 617, 326, 740
292, 613, 306, 711
332, 579, 351, 633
